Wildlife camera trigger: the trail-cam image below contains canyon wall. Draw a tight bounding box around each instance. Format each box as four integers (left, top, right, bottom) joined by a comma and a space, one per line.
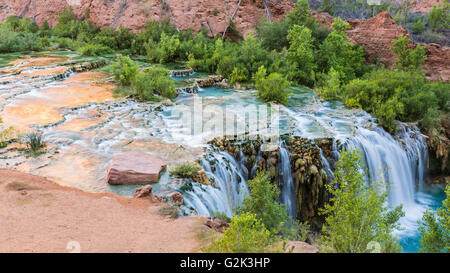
0, 0, 293, 37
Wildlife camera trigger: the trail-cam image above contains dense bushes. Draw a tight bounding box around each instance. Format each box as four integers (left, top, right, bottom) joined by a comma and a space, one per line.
203, 212, 282, 253
341, 69, 448, 132
254, 66, 291, 105
109, 54, 176, 101
133, 67, 177, 100
110, 54, 139, 86
239, 172, 308, 241
419, 184, 449, 253
0, 17, 42, 53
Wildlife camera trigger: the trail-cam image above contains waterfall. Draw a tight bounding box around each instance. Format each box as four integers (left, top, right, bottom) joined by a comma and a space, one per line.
183, 149, 249, 218
278, 143, 297, 218
334, 124, 428, 233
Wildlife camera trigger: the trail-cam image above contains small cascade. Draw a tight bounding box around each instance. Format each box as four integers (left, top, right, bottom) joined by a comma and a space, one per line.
183, 149, 249, 218
319, 148, 335, 181
278, 143, 296, 218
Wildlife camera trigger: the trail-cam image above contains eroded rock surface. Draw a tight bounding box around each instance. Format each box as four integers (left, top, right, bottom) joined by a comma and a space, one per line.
0, 0, 293, 38
107, 151, 167, 185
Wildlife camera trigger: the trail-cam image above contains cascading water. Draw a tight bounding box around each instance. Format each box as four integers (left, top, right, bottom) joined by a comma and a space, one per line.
183, 149, 249, 218
278, 143, 297, 218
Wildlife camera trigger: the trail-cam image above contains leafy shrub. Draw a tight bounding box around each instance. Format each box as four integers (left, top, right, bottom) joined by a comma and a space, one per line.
316, 67, 342, 100
256, 18, 289, 51
254, 66, 291, 105
0, 21, 42, 53
317, 17, 366, 84
427, 3, 450, 31
319, 149, 404, 253
410, 15, 426, 34
80, 43, 113, 56
110, 54, 139, 86
132, 67, 177, 100
391, 36, 426, 70
169, 162, 201, 178
146, 32, 180, 63
240, 172, 309, 241
341, 69, 446, 132
203, 212, 282, 253
229, 67, 248, 85
419, 184, 450, 253
23, 132, 46, 157
287, 24, 316, 86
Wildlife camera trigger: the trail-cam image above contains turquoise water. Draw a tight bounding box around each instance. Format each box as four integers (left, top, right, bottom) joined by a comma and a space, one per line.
399, 184, 446, 253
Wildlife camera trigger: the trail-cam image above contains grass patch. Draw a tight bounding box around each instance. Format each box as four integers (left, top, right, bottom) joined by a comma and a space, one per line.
6, 181, 44, 191
158, 204, 180, 219
169, 162, 201, 178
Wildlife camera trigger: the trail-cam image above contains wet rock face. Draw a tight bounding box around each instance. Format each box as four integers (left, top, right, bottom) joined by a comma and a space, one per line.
210, 135, 331, 228
205, 218, 230, 233
426, 115, 450, 185
107, 151, 167, 185
194, 75, 224, 88
285, 137, 330, 227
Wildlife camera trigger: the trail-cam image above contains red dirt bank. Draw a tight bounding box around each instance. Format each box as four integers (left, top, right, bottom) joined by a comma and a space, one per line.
0, 169, 207, 252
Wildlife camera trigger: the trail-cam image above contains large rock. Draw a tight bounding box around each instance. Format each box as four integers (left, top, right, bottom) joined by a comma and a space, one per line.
286, 241, 319, 253
107, 151, 167, 185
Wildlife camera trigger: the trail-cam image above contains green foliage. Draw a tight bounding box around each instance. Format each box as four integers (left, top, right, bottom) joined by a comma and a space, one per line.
419, 184, 450, 253
147, 32, 180, 63
240, 172, 308, 241
319, 149, 404, 253
203, 212, 281, 253
110, 54, 139, 86
316, 67, 342, 100
410, 15, 426, 34
318, 17, 366, 84
391, 36, 427, 70
0, 17, 42, 53
80, 43, 113, 56
23, 132, 46, 157
427, 3, 450, 31
287, 25, 316, 86
229, 67, 248, 85
169, 162, 201, 178
256, 18, 289, 51
254, 66, 291, 105
341, 69, 447, 132
132, 67, 177, 100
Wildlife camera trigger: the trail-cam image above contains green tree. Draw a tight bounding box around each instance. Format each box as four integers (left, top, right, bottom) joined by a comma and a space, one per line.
240, 172, 308, 241
418, 184, 450, 253
391, 36, 426, 71
255, 18, 289, 51
319, 149, 404, 253
254, 66, 291, 105
110, 54, 139, 86
318, 17, 366, 83
427, 3, 450, 31
203, 212, 280, 253
287, 25, 316, 86
132, 67, 177, 100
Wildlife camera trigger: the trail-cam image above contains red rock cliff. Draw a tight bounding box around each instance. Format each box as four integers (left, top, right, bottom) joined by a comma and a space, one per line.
0, 0, 293, 37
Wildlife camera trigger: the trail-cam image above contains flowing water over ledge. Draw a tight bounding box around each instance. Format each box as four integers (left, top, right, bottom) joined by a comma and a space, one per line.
0, 53, 445, 252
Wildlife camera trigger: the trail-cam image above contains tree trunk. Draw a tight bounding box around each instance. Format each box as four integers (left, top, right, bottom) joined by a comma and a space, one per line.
222, 0, 242, 40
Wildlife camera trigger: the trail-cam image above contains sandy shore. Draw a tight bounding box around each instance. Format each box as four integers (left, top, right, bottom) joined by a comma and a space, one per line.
0, 169, 207, 253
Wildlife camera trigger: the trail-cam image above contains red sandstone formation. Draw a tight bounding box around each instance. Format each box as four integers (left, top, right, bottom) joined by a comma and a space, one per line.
314, 11, 450, 82
0, 0, 293, 37
106, 151, 167, 185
